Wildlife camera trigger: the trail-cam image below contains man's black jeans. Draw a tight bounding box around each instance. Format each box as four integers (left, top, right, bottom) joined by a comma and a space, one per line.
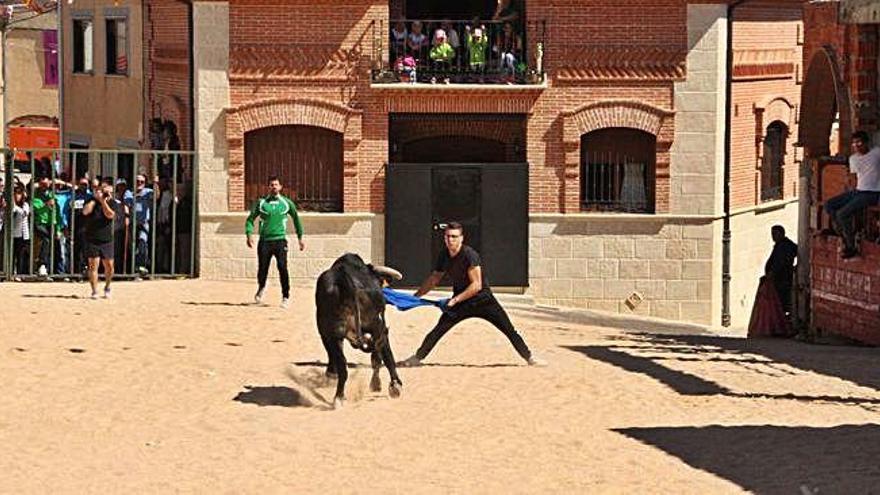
825, 190, 880, 250
415, 293, 532, 361
257, 239, 290, 298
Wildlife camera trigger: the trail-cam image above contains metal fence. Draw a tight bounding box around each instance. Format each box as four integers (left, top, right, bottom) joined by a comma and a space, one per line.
1, 148, 198, 281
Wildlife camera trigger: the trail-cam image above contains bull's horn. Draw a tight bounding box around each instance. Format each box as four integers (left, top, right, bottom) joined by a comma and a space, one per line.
373, 265, 403, 281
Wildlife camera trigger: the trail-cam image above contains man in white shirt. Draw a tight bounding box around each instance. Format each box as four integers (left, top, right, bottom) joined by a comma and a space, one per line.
825, 130, 880, 258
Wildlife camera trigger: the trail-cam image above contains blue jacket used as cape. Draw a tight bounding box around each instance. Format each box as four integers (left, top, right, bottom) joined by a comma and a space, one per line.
382, 288, 448, 311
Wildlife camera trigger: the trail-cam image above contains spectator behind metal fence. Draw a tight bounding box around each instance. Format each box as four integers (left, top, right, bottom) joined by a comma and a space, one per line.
32, 176, 61, 277
71, 178, 93, 276
156, 178, 176, 273
11, 185, 30, 278
54, 174, 73, 275
133, 174, 154, 275
175, 182, 194, 275
0, 176, 5, 267
112, 179, 131, 274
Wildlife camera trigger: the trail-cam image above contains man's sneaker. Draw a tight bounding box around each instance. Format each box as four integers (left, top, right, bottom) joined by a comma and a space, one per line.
37, 265, 48, 277
104, 287, 112, 299
399, 355, 422, 367
90, 291, 99, 300
527, 356, 548, 367
280, 297, 290, 309
254, 288, 265, 304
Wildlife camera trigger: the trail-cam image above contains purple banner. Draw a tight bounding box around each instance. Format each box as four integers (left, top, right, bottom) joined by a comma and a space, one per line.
43, 30, 58, 86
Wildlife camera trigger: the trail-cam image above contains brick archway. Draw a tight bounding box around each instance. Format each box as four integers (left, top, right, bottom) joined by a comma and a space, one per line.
798, 48, 851, 158
562, 101, 675, 212
225, 98, 362, 211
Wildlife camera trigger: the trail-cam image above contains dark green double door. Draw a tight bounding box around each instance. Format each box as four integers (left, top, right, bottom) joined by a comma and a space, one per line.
386, 163, 528, 288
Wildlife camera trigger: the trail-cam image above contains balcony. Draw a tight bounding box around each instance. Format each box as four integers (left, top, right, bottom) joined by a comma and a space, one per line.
371, 19, 546, 86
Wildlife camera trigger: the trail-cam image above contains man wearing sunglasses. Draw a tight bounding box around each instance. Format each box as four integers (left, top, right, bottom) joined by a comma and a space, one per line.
400, 221, 546, 367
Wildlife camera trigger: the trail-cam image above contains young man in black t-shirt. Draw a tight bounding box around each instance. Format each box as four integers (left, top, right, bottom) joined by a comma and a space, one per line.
82, 184, 118, 299
400, 222, 546, 367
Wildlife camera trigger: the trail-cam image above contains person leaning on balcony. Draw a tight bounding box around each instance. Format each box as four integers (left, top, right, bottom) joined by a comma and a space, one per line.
494, 21, 522, 78
407, 21, 428, 56
390, 20, 407, 62
824, 130, 880, 259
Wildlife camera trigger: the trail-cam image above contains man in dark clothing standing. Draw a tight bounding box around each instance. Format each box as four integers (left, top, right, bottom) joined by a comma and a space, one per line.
82, 183, 118, 299
764, 225, 798, 314
400, 221, 546, 367
245, 176, 305, 308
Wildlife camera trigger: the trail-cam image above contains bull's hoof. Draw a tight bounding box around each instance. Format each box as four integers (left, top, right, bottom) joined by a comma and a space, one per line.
332, 397, 345, 410
389, 382, 402, 399
370, 375, 382, 392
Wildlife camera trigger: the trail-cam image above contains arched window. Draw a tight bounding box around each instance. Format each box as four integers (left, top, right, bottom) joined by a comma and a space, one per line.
761, 121, 787, 202
580, 128, 656, 213
244, 125, 343, 212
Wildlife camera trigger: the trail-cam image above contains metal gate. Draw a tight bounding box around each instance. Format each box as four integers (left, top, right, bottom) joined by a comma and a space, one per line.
1, 148, 199, 281
386, 162, 528, 288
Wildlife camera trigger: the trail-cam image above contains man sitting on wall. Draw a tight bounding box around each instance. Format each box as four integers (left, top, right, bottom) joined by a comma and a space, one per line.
824, 130, 880, 259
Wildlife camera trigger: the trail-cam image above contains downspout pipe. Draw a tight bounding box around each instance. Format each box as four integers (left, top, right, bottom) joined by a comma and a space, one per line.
722, 0, 751, 327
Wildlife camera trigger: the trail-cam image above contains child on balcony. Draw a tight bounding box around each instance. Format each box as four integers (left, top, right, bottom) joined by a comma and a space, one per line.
465, 25, 488, 73
429, 29, 455, 83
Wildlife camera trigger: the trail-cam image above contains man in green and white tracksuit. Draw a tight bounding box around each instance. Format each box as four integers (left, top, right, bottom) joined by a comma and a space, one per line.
245, 176, 305, 307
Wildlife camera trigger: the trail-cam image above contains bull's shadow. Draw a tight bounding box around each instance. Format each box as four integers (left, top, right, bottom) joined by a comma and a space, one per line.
233, 385, 326, 409
616, 424, 880, 494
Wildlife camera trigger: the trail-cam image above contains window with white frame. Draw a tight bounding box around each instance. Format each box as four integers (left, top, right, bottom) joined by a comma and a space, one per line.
105, 17, 128, 75
72, 18, 93, 73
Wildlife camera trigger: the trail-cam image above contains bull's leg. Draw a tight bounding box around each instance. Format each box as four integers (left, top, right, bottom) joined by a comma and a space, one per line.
320, 333, 337, 378
380, 343, 403, 399
370, 351, 382, 392
327, 339, 348, 409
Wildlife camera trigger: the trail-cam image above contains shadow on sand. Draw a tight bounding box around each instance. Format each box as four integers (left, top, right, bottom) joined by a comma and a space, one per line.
21, 294, 82, 300
616, 424, 880, 493
233, 386, 315, 408
181, 301, 257, 307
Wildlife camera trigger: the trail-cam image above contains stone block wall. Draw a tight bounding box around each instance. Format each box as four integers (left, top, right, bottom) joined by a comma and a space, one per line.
527, 215, 717, 325
670, 4, 728, 217
728, 200, 799, 330
199, 213, 383, 285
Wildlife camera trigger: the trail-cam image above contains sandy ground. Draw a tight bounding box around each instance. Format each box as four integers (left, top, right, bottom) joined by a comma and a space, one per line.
2, 279, 880, 493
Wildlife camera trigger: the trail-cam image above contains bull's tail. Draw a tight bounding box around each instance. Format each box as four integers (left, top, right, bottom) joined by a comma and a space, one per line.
337, 266, 365, 349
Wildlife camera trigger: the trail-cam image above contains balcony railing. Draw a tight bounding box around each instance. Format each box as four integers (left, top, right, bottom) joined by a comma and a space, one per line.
371, 19, 546, 85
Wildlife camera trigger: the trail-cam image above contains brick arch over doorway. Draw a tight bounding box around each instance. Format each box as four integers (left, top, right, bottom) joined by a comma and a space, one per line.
798, 48, 852, 158
562, 101, 674, 212
225, 98, 363, 210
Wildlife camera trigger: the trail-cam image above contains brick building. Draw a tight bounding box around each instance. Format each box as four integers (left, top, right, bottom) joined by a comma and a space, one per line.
798, 0, 880, 343
60, 0, 805, 326
61, 0, 190, 179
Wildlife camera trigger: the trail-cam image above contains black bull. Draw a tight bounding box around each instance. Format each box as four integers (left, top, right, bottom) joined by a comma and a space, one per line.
315, 253, 403, 406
